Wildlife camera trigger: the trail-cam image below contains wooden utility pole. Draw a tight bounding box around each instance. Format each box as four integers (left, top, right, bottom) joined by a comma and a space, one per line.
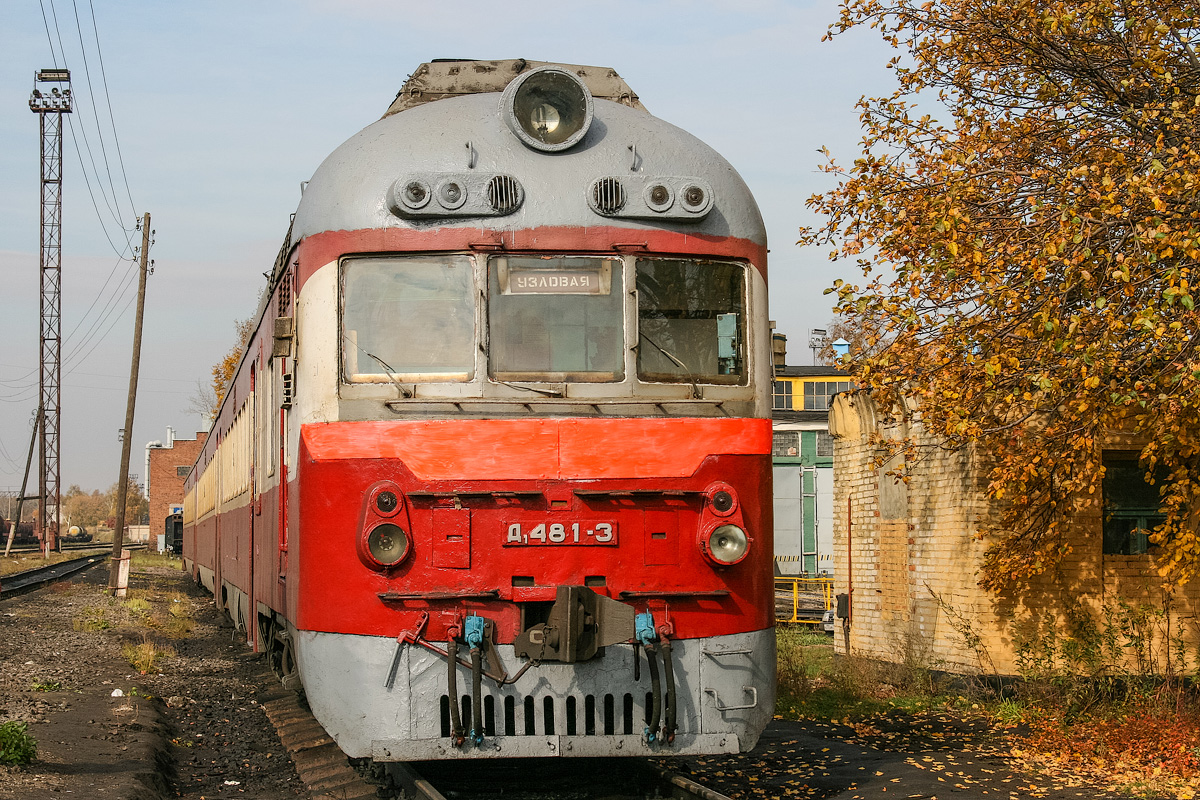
108, 212, 151, 595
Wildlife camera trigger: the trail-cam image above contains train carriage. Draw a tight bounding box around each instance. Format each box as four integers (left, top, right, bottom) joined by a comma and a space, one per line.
183, 59, 775, 761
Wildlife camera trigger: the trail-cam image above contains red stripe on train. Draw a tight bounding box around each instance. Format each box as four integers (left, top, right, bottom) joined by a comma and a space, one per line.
301, 418, 772, 480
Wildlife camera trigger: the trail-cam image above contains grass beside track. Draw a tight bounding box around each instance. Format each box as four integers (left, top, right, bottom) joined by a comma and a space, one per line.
0, 550, 106, 577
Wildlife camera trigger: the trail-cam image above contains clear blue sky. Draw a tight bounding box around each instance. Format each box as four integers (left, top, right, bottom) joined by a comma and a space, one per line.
0, 0, 895, 494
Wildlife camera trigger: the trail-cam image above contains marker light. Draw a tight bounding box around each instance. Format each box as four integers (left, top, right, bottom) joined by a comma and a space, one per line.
366, 523, 409, 568
376, 491, 398, 514
706, 524, 749, 565
502, 66, 594, 152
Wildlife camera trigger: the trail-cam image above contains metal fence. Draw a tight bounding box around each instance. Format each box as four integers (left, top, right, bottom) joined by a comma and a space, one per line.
773, 576, 834, 625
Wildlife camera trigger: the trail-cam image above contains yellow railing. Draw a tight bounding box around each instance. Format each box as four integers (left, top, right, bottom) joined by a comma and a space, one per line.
773, 576, 834, 624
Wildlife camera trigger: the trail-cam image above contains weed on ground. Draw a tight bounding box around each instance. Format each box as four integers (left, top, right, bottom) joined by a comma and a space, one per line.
122, 635, 177, 674
776, 626, 959, 723
0, 721, 37, 766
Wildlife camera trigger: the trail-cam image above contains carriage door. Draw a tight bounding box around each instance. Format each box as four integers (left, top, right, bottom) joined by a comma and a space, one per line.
248, 362, 258, 650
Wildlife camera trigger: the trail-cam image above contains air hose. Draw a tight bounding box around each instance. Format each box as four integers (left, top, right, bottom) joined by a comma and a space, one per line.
661, 636, 677, 744
644, 642, 661, 742
447, 637, 464, 746
465, 615, 486, 746
470, 647, 484, 746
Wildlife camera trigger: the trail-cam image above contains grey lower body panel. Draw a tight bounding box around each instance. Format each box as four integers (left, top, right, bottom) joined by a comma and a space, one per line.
293, 627, 775, 760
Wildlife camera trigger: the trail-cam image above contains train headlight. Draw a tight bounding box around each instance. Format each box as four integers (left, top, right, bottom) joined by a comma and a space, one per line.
705, 482, 739, 517
502, 66, 593, 152
365, 523, 409, 568
704, 524, 749, 565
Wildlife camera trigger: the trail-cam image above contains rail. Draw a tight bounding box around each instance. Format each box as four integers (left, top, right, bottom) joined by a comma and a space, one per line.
3, 541, 148, 556
774, 576, 833, 625
263, 681, 736, 800
0, 554, 107, 598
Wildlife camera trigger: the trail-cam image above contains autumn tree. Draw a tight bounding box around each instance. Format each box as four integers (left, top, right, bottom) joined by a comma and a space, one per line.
815, 311, 887, 365
105, 477, 148, 529
188, 315, 254, 423
61, 485, 108, 530
801, 1, 1200, 587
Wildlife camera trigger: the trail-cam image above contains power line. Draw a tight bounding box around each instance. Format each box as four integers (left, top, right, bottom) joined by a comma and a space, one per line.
0, 247, 140, 390
68, 0, 134, 234
65, 115, 136, 257
39, 0, 138, 257
60, 260, 137, 366
63, 284, 137, 370
86, 0, 137, 219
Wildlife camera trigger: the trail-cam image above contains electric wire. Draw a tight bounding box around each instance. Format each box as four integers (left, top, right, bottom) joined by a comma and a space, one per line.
72, 0, 135, 227
86, 0, 137, 219
0, 275, 137, 402
0, 257, 133, 391
21, 0, 145, 402
66, 115, 137, 258
63, 288, 137, 373
0, 252, 138, 391
69, 0, 135, 232
39, 0, 137, 258
61, 267, 138, 368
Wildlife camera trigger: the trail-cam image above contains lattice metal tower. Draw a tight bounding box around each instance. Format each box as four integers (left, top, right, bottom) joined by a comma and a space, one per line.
29, 69, 71, 550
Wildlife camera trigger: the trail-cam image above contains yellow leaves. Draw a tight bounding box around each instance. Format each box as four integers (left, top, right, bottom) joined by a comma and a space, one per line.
808, 0, 1200, 589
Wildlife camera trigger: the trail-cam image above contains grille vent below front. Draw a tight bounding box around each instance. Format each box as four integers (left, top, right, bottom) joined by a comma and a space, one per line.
488, 175, 521, 214
439, 692, 644, 738
591, 177, 627, 214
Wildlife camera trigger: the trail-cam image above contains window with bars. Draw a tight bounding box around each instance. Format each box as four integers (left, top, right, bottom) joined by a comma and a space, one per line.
772, 431, 800, 457
803, 380, 853, 411
176, 465, 191, 478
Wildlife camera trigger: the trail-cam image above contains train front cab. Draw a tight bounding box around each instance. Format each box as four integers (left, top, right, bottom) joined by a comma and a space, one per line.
286, 246, 776, 760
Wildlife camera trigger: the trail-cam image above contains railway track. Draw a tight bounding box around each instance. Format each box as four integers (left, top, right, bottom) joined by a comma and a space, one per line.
3, 541, 147, 555
0, 553, 109, 598
261, 688, 735, 800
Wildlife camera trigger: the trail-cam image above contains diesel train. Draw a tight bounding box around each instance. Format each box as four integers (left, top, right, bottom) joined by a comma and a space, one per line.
182, 59, 774, 761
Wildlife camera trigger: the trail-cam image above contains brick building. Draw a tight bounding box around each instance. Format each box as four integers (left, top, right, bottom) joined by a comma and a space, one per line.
829, 391, 1196, 676
147, 430, 206, 551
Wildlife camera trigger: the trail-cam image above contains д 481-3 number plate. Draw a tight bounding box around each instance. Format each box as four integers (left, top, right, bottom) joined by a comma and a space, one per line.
504, 522, 617, 546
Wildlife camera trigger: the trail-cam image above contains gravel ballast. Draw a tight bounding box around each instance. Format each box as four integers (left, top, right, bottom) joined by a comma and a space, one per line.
0, 556, 307, 799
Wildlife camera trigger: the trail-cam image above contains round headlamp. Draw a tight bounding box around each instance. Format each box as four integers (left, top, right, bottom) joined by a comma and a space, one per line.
705, 524, 749, 565
365, 523, 409, 568
501, 66, 594, 152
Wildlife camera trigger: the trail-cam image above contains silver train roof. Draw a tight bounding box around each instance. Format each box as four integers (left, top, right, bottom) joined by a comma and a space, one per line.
290, 59, 766, 247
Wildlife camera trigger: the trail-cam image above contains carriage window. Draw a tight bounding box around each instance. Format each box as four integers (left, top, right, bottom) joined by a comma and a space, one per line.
488, 256, 624, 381
341, 256, 476, 382
637, 259, 746, 384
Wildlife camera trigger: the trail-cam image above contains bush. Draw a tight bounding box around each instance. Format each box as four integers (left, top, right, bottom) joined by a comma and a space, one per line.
0, 721, 37, 766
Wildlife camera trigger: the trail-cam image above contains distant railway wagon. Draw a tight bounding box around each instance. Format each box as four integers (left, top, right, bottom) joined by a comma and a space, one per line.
182, 59, 774, 762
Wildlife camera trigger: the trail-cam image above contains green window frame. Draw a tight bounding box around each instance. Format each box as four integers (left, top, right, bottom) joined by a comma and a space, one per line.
1102, 454, 1167, 555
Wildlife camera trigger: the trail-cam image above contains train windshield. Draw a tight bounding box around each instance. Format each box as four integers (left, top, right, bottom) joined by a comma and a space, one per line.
341, 255, 476, 381
636, 258, 746, 384
487, 256, 625, 381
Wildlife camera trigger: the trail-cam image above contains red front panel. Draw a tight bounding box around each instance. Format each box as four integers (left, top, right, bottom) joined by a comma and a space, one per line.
294, 417, 772, 642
